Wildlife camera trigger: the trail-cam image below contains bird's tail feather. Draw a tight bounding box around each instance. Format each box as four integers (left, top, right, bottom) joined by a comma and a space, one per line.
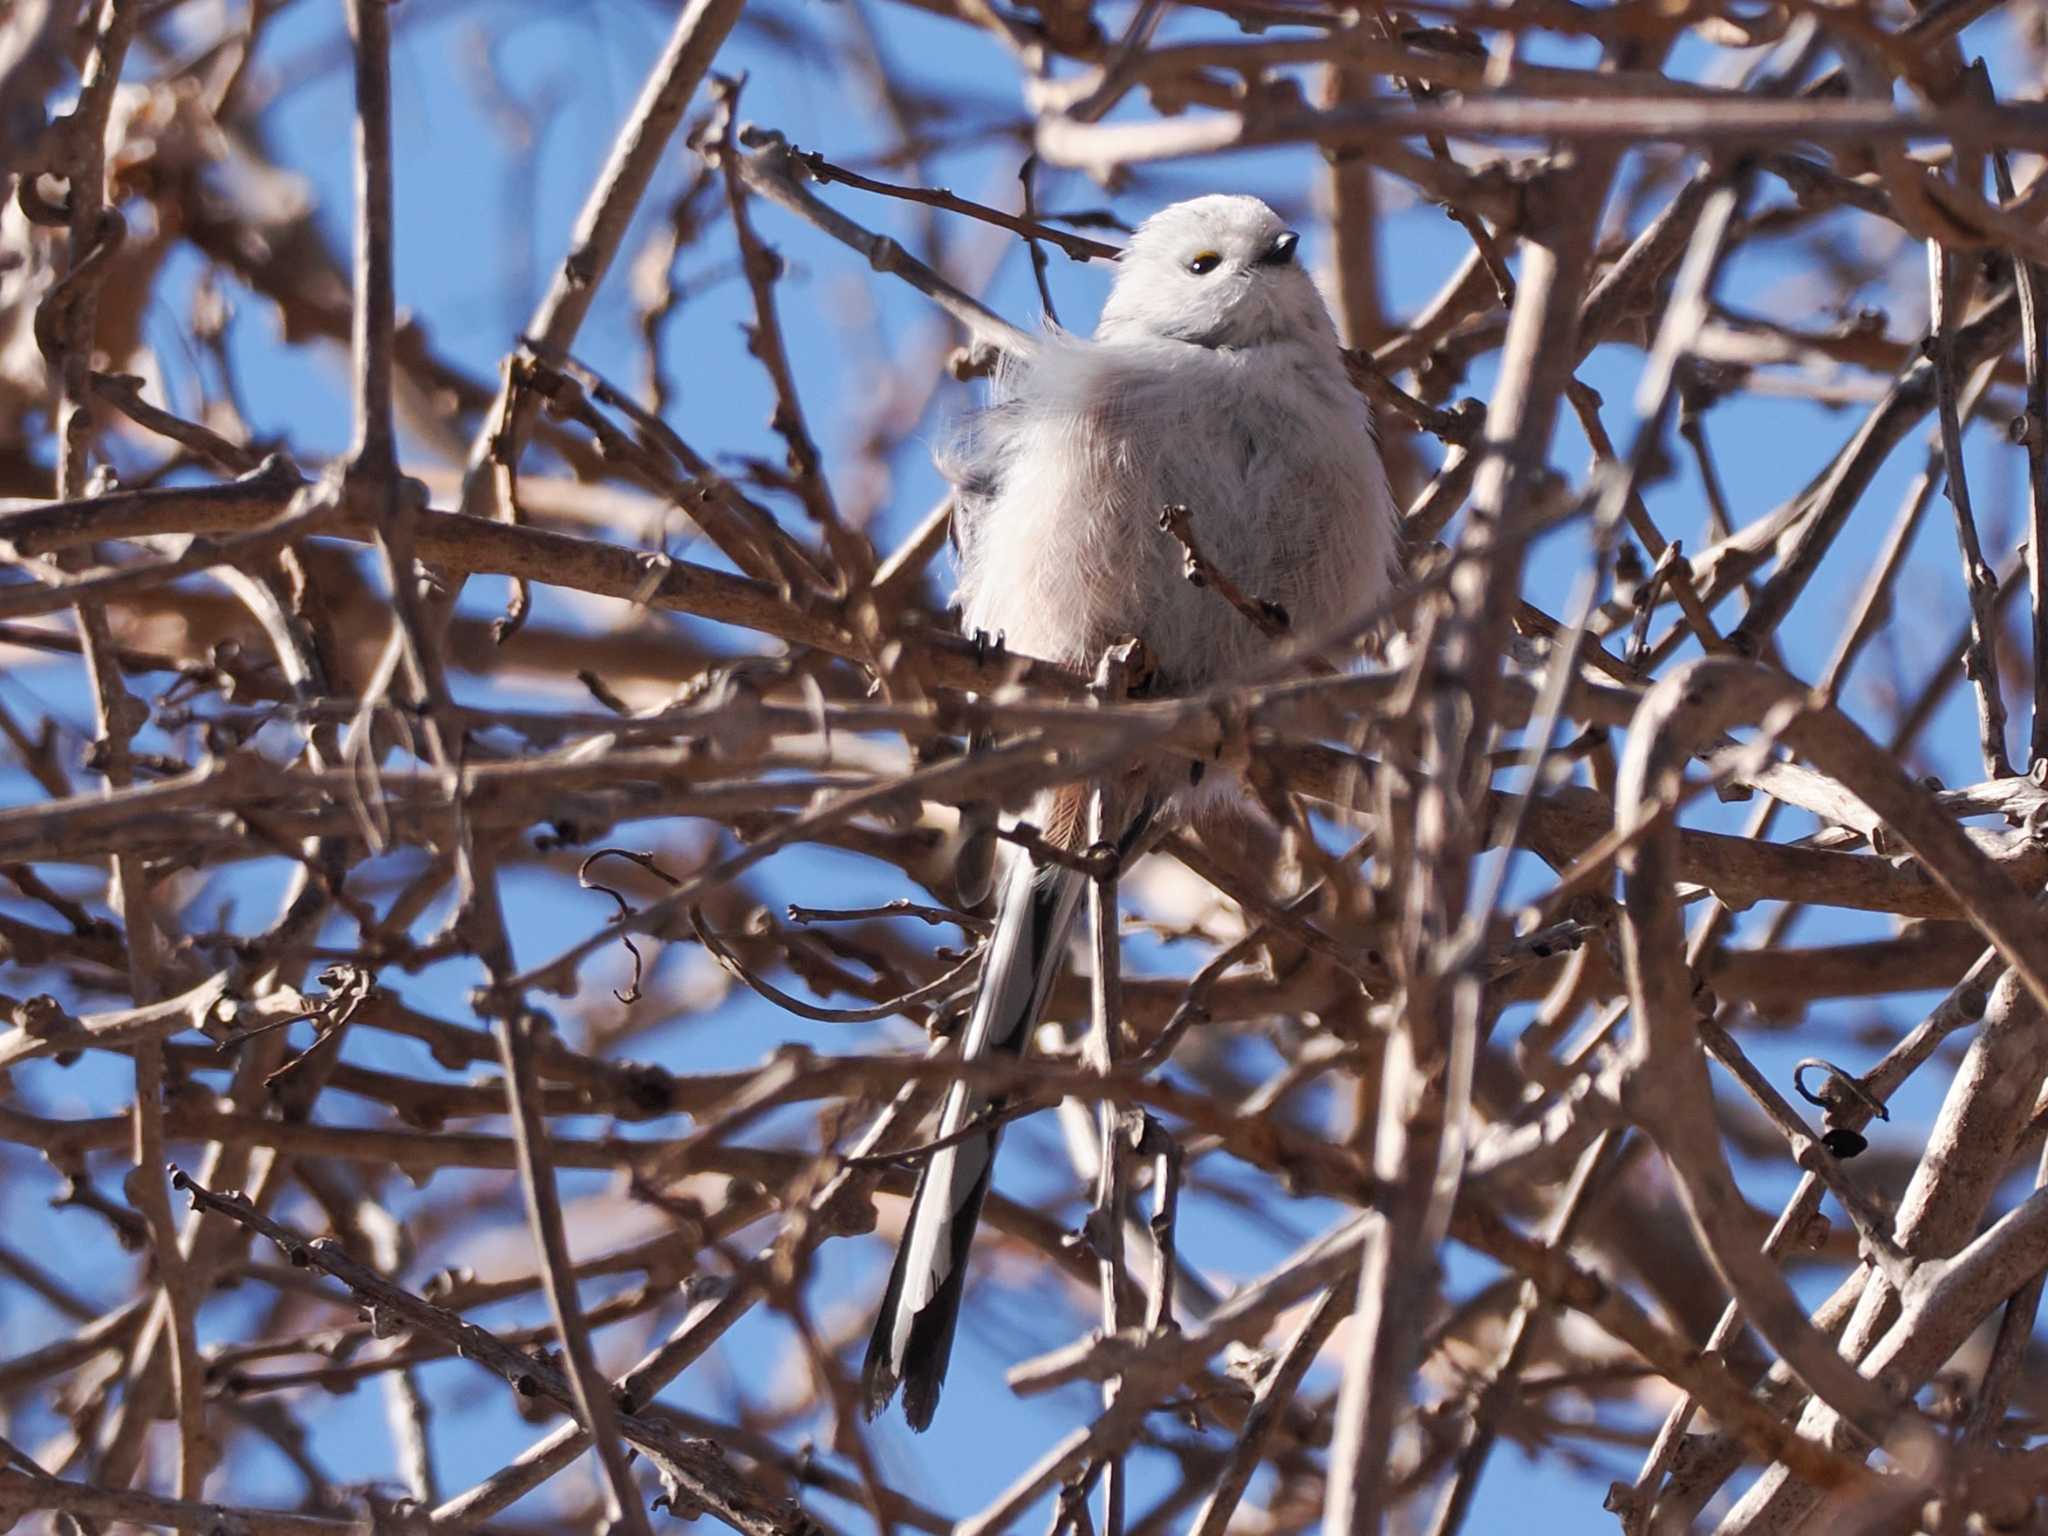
862, 848, 1085, 1430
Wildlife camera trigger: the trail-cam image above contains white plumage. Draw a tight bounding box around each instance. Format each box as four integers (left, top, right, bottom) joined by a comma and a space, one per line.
863, 194, 1400, 1431
951, 193, 1399, 690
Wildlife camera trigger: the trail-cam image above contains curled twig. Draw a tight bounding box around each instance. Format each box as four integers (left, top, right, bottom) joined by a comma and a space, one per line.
689, 905, 982, 1025
578, 848, 683, 1004
1792, 1056, 1892, 1156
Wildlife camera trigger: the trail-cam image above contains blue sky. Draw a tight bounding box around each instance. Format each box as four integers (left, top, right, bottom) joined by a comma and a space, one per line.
2, 0, 2042, 1529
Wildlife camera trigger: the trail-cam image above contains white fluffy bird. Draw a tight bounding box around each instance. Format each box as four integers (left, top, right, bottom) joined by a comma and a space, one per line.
862, 194, 1400, 1430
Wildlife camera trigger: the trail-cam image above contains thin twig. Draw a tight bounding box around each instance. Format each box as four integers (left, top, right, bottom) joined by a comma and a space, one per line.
790, 144, 1121, 263
1926, 236, 2013, 779
491, 1008, 654, 1536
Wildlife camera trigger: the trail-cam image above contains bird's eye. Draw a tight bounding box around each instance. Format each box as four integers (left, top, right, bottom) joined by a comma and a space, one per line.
1187, 251, 1222, 276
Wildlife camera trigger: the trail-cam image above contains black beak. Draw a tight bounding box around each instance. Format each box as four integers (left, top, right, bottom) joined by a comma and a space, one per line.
1259, 230, 1299, 267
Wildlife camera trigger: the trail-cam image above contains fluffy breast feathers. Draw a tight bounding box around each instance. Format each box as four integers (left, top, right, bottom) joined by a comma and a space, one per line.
944, 329, 1398, 688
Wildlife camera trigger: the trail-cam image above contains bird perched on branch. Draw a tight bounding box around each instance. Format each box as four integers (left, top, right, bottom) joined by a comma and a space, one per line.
862, 194, 1400, 1430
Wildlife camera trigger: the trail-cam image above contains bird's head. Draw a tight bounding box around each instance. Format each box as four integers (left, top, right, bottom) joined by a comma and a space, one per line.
1095, 194, 1333, 350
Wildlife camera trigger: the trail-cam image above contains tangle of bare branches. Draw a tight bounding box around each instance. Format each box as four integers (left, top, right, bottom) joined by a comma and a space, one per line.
10, 1, 2048, 1534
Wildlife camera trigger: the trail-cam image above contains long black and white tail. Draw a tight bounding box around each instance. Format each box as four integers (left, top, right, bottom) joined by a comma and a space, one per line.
862, 847, 1084, 1431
